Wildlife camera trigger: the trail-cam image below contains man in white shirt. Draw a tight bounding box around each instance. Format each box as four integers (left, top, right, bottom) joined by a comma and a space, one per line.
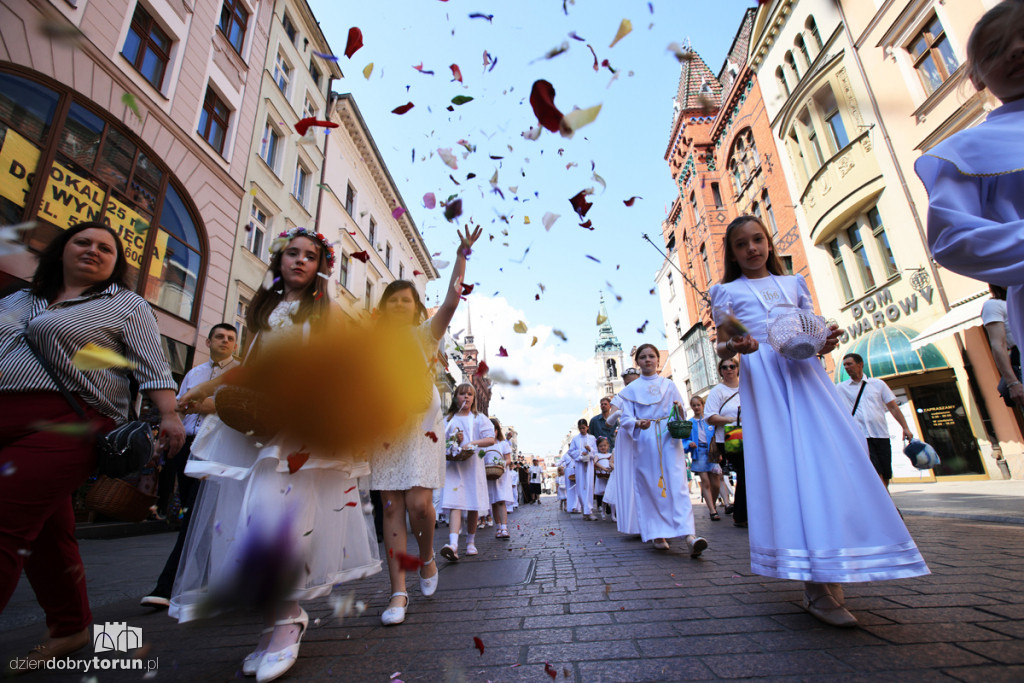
838, 353, 914, 490
528, 459, 544, 504
140, 324, 238, 607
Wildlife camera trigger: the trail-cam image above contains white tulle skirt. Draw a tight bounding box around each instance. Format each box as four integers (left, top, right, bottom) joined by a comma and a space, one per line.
169, 417, 381, 623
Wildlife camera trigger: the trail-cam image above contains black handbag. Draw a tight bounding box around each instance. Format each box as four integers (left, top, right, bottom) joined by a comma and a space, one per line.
24, 335, 155, 478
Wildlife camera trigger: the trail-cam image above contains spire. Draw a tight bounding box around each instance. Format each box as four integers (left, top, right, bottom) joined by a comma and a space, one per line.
673, 47, 723, 113
595, 294, 622, 353
464, 301, 474, 345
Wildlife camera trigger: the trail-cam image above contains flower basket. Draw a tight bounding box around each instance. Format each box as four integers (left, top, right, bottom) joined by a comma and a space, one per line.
667, 405, 691, 439
84, 475, 157, 523
215, 385, 281, 439
767, 304, 827, 360
485, 464, 506, 480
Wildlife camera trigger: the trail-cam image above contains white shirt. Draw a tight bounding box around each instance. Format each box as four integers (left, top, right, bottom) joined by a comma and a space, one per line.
705, 382, 741, 444
837, 377, 896, 439
528, 465, 543, 483
981, 298, 1016, 349
177, 356, 239, 436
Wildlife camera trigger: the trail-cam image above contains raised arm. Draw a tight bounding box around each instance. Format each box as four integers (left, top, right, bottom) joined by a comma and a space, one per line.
430, 226, 483, 340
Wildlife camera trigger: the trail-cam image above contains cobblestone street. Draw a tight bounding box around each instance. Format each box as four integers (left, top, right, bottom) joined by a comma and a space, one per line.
3, 484, 1023, 682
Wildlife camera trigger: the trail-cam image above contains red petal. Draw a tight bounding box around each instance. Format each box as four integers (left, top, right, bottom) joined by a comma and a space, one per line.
392, 207, 406, 219
544, 663, 557, 680
450, 63, 463, 82
530, 80, 564, 133
475, 360, 489, 377
392, 102, 415, 115
395, 551, 423, 571
344, 27, 363, 59
569, 190, 592, 218
413, 270, 423, 276
497, 346, 508, 357
351, 250, 370, 263
623, 196, 641, 207
461, 283, 475, 295
424, 431, 439, 443
579, 220, 593, 230
286, 451, 310, 474
473, 636, 485, 655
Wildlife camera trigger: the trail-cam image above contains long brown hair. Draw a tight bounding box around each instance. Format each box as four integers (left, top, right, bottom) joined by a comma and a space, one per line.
490, 417, 505, 441
721, 215, 786, 283
31, 222, 129, 302
446, 382, 477, 417
966, 0, 1024, 90
246, 235, 332, 334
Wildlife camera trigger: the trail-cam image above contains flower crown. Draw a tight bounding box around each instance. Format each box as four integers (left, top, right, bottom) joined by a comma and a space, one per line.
268, 227, 336, 274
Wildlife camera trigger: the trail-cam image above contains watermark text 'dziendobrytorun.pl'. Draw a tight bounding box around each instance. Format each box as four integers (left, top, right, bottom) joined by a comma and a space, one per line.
7, 657, 158, 673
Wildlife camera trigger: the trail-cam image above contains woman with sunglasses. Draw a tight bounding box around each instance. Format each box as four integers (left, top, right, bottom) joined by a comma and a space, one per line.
705, 357, 746, 528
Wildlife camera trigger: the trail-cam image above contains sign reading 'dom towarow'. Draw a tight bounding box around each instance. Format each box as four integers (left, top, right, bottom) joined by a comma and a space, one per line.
838, 284, 936, 345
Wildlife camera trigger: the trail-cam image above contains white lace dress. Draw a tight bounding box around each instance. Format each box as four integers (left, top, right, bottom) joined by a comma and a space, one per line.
169, 301, 381, 622
369, 319, 445, 491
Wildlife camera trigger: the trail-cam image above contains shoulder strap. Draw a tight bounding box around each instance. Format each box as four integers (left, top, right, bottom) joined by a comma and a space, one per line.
22, 333, 87, 420
851, 381, 868, 416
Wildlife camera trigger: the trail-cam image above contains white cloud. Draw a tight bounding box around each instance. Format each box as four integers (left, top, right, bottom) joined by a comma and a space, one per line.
446, 295, 598, 456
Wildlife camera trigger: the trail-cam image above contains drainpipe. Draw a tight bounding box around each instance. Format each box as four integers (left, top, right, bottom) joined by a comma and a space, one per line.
836, 3, 998, 449
313, 79, 334, 234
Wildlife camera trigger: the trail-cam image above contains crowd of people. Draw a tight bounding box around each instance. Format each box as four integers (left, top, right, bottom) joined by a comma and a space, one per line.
0, 2, 1020, 679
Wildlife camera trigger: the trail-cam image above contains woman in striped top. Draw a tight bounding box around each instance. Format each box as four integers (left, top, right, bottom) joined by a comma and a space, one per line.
0, 221, 184, 665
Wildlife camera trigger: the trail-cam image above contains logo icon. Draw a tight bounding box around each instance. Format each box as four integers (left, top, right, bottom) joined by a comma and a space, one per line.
93, 622, 142, 653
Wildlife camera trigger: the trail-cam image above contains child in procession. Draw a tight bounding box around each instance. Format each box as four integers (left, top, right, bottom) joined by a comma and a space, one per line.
485, 417, 514, 539
710, 215, 929, 628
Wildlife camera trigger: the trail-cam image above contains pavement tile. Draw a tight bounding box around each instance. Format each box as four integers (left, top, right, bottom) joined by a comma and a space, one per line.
976, 620, 1024, 639
956, 640, 1024, 665
747, 627, 887, 650
572, 622, 678, 642
702, 650, 850, 678
868, 607, 1007, 624
865, 623, 1011, 644
525, 639, 640, 664
635, 633, 763, 657
827, 643, 991, 671
940, 664, 1024, 682
576, 656, 717, 681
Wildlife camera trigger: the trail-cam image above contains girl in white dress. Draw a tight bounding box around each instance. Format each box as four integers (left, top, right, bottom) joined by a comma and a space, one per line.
603, 393, 639, 534
593, 437, 614, 520
617, 344, 707, 557
171, 228, 380, 681
710, 216, 929, 628
567, 419, 598, 519
371, 226, 482, 627
485, 418, 514, 539
440, 383, 495, 561
915, 2, 1024, 356
555, 467, 567, 511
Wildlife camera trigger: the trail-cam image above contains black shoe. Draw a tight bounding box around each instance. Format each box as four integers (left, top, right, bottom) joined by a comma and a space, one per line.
734, 520, 747, 528
724, 505, 734, 515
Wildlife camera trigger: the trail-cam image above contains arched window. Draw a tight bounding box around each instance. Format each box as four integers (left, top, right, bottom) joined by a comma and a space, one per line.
776, 66, 791, 97
785, 50, 801, 82
806, 16, 823, 51
0, 69, 207, 321
795, 34, 812, 70
728, 128, 758, 197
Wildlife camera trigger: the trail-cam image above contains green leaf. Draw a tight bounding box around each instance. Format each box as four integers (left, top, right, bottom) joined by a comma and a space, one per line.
451, 95, 474, 105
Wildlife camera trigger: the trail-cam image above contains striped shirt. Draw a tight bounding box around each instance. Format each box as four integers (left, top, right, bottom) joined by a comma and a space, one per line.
0, 285, 176, 423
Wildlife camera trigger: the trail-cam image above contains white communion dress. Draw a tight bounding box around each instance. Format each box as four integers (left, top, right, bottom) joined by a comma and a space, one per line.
170, 302, 380, 622
440, 412, 494, 512
616, 375, 695, 542
369, 318, 445, 491
710, 274, 929, 582
602, 402, 640, 534
486, 440, 514, 504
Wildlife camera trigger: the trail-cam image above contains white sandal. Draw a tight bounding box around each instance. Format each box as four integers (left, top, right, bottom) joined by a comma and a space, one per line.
419, 558, 438, 597
242, 626, 274, 676
255, 607, 308, 683
381, 591, 409, 626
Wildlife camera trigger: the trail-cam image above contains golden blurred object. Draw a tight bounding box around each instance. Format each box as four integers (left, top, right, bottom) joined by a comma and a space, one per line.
71, 343, 136, 371
232, 320, 431, 454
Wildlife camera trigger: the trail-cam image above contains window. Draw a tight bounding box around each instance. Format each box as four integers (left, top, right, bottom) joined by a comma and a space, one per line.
198, 88, 229, 155
776, 66, 790, 98
847, 224, 875, 290
908, 15, 959, 95
800, 109, 825, 170
234, 296, 250, 358
259, 120, 281, 171
700, 243, 711, 284
385, 242, 392, 269
292, 163, 311, 209
795, 34, 812, 70
399, 263, 405, 280
817, 86, 850, 153
122, 5, 171, 90
667, 272, 675, 298
868, 207, 898, 279
338, 252, 351, 289
364, 280, 373, 310
246, 202, 270, 261
730, 160, 744, 195
751, 202, 761, 220
345, 183, 356, 215
780, 255, 794, 275
828, 239, 854, 302
710, 182, 723, 208
785, 50, 801, 82
302, 95, 316, 121
281, 13, 296, 44
688, 192, 699, 225
273, 51, 292, 95
219, 0, 248, 54
368, 217, 377, 246
309, 60, 322, 89
762, 190, 777, 236
674, 318, 684, 342
806, 16, 823, 51
788, 128, 810, 180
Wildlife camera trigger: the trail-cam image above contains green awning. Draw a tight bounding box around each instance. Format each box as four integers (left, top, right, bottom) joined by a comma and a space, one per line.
835, 324, 949, 383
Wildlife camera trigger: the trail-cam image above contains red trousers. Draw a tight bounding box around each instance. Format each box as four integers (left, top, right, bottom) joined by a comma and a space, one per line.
0, 392, 114, 636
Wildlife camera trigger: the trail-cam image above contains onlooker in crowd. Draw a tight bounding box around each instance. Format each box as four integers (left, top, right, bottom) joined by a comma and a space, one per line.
528, 458, 544, 503
838, 353, 915, 490
140, 324, 238, 608
518, 459, 531, 505
588, 397, 617, 448
0, 222, 185, 663
687, 395, 722, 521
983, 285, 1023, 410
706, 357, 746, 528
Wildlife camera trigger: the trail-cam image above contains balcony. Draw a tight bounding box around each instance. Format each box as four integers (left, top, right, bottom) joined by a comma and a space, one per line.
800, 130, 884, 241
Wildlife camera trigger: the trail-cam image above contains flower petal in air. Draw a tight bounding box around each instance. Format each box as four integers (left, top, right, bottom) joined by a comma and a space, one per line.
529, 80, 564, 133
344, 27, 363, 58
392, 102, 415, 115
560, 104, 602, 138
609, 19, 632, 48
71, 343, 136, 371
362, 62, 374, 79
449, 64, 463, 82
513, 320, 528, 334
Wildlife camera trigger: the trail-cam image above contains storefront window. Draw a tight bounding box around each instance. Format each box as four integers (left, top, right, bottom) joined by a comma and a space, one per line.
910, 381, 984, 476
0, 69, 206, 321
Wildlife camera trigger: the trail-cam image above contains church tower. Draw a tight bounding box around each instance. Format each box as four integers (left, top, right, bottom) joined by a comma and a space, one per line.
594, 295, 625, 401
453, 303, 492, 415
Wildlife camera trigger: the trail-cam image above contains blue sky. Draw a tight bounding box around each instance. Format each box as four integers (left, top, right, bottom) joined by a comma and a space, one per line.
309, 0, 755, 455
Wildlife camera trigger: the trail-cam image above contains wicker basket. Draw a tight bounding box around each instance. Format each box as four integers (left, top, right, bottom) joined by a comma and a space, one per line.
446, 447, 476, 462
595, 470, 611, 479
767, 304, 827, 360
215, 385, 280, 439
485, 464, 506, 480
85, 475, 157, 523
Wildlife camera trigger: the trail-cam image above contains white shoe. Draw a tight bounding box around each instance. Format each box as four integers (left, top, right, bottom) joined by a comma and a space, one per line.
242, 626, 274, 676
440, 544, 459, 562
255, 608, 308, 682
465, 543, 478, 556
381, 592, 409, 626
419, 558, 438, 597
688, 536, 708, 558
